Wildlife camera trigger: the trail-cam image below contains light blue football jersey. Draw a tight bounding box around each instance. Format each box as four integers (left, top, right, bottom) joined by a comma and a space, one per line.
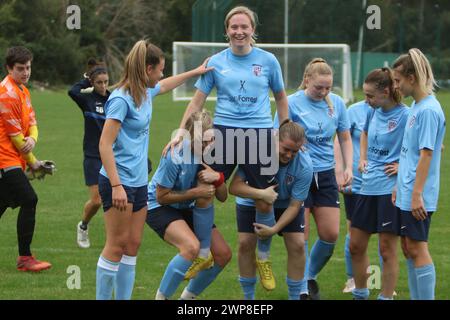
236, 150, 313, 208
347, 101, 371, 194
274, 90, 350, 172
396, 95, 446, 212
195, 47, 284, 129
99, 84, 160, 187
147, 142, 200, 211
360, 104, 409, 195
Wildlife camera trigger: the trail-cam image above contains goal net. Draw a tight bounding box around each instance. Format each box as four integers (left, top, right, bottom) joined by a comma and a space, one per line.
172, 42, 353, 103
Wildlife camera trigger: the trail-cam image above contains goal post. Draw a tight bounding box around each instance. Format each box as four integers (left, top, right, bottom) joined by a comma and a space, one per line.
172, 42, 354, 103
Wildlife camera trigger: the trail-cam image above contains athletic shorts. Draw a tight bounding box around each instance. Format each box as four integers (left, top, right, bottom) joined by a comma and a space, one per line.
399, 209, 433, 242
83, 156, 102, 186
147, 205, 216, 239
351, 194, 401, 235
208, 125, 276, 190
304, 169, 340, 208
236, 204, 305, 236
343, 193, 360, 221
98, 174, 147, 212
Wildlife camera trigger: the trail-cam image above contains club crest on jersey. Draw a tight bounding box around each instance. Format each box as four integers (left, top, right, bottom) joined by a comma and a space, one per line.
388, 119, 397, 131
285, 174, 294, 185
252, 64, 262, 76
327, 108, 334, 118
409, 115, 416, 128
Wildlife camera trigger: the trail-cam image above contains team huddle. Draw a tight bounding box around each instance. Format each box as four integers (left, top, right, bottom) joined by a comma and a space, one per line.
0, 6, 445, 301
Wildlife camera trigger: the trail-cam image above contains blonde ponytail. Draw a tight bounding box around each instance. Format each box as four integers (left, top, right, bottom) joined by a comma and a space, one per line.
115, 40, 164, 107
393, 48, 436, 95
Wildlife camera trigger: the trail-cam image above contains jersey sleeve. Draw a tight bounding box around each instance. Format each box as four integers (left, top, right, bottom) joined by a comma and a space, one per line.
363, 107, 374, 132
235, 167, 247, 181
269, 55, 285, 94
0, 89, 23, 136
336, 97, 350, 132
104, 97, 128, 123
194, 60, 215, 95
291, 156, 313, 202
148, 83, 161, 99
155, 153, 180, 189
68, 78, 91, 111
418, 109, 440, 151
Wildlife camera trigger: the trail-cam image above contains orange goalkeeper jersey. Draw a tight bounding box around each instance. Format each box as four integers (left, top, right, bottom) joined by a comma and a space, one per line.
0, 75, 37, 170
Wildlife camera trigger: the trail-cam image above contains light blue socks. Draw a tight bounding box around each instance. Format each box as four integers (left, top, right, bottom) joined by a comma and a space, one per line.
193, 205, 214, 258
287, 277, 303, 300
115, 255, 137, 300
187, 264, 223, 296
158, 254, 192, 299
239, 276, 257, 300
255, 208, 275, 260
344, 234, 353, 279
301, 240, 309, 294
415, 263, 435, 300
352, 287, 370, 300
406, 258, 419, 300
96, 256, 119, 300
308, 239, 336, 279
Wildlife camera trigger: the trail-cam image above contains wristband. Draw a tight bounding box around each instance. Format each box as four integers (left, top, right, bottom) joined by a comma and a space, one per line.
111, 184, 122, 188
213, 172, 225, 188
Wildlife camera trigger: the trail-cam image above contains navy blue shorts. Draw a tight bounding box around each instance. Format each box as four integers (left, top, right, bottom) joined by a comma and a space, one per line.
351, 194, 400, 235
208, 125, 276, 190
236, 204, 305, 236
304, 169, 340, 208
83, 156, 102, 186
343, 193, 360, 221
146, 205, 216, 240
98, 174, 148, 212
399, 209, 433, 242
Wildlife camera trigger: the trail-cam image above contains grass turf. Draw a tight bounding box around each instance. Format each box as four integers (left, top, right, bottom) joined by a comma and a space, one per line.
0, 89, 449, 300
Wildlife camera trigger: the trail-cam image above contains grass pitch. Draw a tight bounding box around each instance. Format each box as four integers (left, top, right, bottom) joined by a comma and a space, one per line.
0, 89, 449, 300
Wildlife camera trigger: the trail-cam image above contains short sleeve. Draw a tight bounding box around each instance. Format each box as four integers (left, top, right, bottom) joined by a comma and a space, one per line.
269, 55, 285, 94
336, 97, 350, 132
235, 167, 247, 181
148, 83, 161, 99
156, 153, 181, 189
0, 89, 23, 136
194, 60, 215, 95
418, 109, 440, 151
105, 97, 128, 122
363, 108, 374, 132
291, 158, 313, 202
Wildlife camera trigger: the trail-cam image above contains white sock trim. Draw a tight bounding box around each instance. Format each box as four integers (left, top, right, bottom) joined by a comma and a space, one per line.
257, 251, 270, 261
97, 256, 120, 272
155, 289, 167, 300
180, 288, 197, 300
199, 248, 210, 259
120, 254, 137, 266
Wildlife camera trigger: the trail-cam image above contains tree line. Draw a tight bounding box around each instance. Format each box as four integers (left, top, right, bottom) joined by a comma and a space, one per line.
0, 0, 448, 85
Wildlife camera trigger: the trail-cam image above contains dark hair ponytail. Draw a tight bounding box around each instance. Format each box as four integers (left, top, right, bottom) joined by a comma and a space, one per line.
86, 58, 108, 81
364, 67, 401, 104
